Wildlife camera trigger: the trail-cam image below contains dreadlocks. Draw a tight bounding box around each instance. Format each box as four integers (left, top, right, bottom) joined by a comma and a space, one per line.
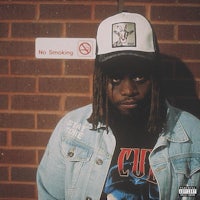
88, 59, 109, 130
147, 65, 167, 134
88, 57, 167, 135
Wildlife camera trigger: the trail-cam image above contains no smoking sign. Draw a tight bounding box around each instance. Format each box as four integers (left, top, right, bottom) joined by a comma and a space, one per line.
78, 42, 92, 56
36, 38, 96, 59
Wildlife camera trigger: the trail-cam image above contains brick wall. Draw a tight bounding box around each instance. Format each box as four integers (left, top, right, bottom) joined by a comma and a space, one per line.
0, 0, 199, 199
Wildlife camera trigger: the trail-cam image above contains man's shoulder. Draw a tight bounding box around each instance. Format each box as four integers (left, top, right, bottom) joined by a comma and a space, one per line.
179, 109, 200, 133
172, 105, 200, 125
62, 104, 92, 121
168, 103, 200, 123
169, 104, 200, 135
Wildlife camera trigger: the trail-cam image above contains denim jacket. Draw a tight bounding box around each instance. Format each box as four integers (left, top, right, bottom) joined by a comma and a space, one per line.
37, 104, 200, 200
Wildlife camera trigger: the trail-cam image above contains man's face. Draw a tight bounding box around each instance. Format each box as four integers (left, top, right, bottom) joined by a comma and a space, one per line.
106, 66, 152, 116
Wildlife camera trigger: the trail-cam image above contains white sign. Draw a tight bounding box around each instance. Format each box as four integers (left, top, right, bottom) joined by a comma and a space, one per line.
35, 38, 96, 59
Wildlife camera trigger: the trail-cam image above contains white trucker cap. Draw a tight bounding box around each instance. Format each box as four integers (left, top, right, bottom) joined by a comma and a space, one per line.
96, 12, 158, 63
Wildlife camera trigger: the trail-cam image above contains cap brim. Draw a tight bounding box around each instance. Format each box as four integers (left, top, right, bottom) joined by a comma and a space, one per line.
96, 51, 158, 73
97, 51, 157, 63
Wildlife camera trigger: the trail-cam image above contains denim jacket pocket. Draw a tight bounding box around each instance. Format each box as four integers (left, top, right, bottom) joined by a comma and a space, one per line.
171, 154, 200, 185
61, 139, 93, 162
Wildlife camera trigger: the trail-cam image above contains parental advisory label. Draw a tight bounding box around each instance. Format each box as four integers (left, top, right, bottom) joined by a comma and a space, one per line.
179, 186, 197, 197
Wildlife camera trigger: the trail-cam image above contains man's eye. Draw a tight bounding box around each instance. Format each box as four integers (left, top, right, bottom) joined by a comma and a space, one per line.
109, 75, 122, 84
111, 78, 121, 84
132, 76, 145, 82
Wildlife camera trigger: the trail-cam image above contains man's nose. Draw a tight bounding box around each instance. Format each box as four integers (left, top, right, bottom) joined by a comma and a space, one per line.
120, 78, 139, 96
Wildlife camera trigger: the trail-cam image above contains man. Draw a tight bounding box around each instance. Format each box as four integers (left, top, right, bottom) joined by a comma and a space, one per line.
37, 12, 200, 200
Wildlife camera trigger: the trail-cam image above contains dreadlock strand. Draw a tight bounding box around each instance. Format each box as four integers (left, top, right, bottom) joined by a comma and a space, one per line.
89, 63, 107, 129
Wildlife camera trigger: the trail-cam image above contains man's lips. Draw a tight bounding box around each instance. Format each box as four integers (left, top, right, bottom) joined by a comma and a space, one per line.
118, 100, 138, 109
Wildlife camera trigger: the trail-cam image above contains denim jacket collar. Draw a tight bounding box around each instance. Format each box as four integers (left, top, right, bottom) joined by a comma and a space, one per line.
153, 103, 190, 151
165, 103, 190, 143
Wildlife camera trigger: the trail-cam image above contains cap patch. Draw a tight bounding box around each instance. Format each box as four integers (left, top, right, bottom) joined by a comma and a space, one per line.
112, 22, 136, 48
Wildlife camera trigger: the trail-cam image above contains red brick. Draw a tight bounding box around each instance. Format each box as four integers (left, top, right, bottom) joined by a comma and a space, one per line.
0, 149, 36, 164
0, 77, 35, 93
0, 95, 8, 109
65, 60, 94, 75
0, 167, 8, 181
39, 77, 90, 93
95, 5, 118, 20
0, 183, 35, 198
0, 113, 34, 129
38, 149, 45, 163
123, 6, 146, 16
67, 23, 98, 38
11, 95, 60, 111
153, 24, 174, 40
95, 5, 146, 20
0, 1, 198, 199
159, 43, 200, 60
0, 131, 7, 146
0, 41, 34, 57
37, 114, 61, 129
0, 4, 36, 20
151, 6, 200, 22
178, 0, 199, 3
65, 96, 91, 111
126, 0, 175, 2
0, 59, 8, 74
11, 167, 37, 182
12, 131, 51, 147
12, 23, 63, 38
0, 23, 9, 38
178, 25, 200, 41
40, 4, 91, 20
11, 60, 63, 75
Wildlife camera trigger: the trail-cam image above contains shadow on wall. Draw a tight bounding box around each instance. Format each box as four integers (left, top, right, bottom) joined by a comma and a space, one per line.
159, 54, 200, 119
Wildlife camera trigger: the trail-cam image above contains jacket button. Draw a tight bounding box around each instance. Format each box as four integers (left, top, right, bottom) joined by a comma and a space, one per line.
86, 197, 92, 200
67, 151, 74, 157
96, 158, 103, 165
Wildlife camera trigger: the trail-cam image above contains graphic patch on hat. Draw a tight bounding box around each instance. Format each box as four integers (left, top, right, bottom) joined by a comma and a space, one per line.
112, 22, 136, 48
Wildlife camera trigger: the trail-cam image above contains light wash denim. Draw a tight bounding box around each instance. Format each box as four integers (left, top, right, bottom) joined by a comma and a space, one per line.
37, 104, 200, 200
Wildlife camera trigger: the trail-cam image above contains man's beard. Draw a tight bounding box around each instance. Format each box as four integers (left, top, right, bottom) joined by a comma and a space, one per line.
108, 95, 151, 125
